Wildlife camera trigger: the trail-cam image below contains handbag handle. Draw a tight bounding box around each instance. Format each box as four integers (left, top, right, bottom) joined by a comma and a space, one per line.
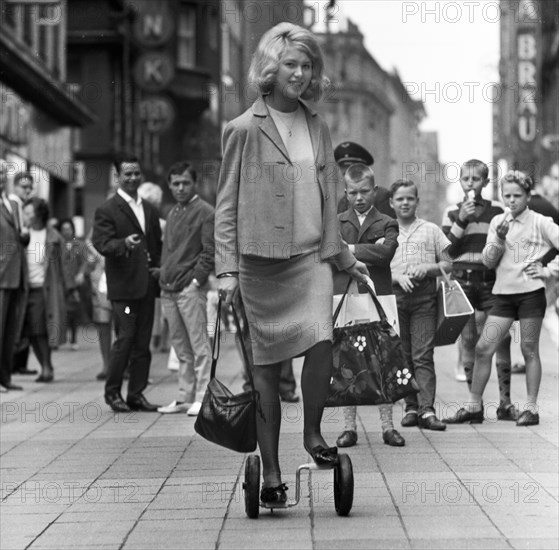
438, 263, 452, 286
210, 299, 256, 393
333, 278, 390, 326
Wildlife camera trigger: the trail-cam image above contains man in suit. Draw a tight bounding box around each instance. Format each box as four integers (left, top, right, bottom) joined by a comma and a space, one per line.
0, 159, 28, 391
9, 171, 35, 375
92, 155, 162, 412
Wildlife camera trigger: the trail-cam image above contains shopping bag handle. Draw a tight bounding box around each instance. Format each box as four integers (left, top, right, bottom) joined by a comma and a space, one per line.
210, 299, 256, 393
333, 277, 390, 326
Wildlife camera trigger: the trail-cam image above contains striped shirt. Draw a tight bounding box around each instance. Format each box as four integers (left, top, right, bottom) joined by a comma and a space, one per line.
390, 218, 450, 277
442, 199, 504, 270
482, 208, 559, 294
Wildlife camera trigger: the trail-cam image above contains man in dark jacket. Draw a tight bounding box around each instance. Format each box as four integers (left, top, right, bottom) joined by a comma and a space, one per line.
0, 159, 28, 391
157, 161, 215, 416
92, 155, 162, 412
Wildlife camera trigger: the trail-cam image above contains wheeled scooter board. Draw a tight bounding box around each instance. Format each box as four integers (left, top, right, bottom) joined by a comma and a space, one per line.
242, 453, 354, 518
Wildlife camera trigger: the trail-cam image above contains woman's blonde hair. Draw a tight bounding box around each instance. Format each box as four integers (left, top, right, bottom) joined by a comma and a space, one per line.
248, 22, 328, 101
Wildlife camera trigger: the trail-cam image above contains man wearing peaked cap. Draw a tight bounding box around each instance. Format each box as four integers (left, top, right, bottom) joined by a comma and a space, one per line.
334, 141, 395, 218
334, 141, 375, 167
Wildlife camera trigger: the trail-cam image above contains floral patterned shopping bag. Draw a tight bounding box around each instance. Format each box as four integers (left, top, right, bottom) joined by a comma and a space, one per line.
325, 284, 418, 407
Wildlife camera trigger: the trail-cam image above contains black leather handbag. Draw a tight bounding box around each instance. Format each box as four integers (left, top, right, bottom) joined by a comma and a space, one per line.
326, 283, 419, 407
194, 300, 261, 453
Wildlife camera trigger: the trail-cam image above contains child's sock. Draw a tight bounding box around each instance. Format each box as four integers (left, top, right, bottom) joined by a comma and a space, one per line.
463, 360, 474, 391
524, 401, 539, 414
343, 406, 357, 432
465, 394, 483, 412
496, 360, 512, 405
379, 404, 394, 432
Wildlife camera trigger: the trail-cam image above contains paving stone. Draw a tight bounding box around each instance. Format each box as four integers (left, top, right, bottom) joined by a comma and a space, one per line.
1, 330, 557, 550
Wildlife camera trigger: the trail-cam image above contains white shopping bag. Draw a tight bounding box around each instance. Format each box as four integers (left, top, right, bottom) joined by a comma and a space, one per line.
333, 277, 400, 335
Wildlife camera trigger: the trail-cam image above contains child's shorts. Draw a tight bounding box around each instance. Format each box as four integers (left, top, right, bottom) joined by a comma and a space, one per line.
490, 289, 546, 320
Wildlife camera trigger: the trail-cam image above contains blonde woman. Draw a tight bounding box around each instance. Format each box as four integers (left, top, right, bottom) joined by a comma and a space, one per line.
215, 22, 367, 505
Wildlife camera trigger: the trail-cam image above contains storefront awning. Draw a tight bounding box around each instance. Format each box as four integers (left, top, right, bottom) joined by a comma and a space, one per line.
0, 32, 96, 127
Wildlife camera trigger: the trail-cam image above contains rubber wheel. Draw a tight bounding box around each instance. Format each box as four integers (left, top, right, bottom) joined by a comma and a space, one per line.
334, 453, 354, 516
243, 455, 260, 518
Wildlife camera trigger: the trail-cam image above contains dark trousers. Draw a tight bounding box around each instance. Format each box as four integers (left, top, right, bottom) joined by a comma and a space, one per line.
13, 342, 30, 372
0, 288, 22, 386
394, 280, 438, 415
105, 283, 156, 399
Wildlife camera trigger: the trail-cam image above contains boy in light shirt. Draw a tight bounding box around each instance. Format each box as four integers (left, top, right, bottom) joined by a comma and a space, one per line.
390, 180, 451, 431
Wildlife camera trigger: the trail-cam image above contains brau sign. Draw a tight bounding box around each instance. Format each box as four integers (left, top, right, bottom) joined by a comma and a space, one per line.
517, 31, 537, 142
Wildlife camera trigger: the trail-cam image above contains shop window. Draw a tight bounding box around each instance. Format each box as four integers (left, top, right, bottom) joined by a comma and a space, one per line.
177, 4, 196, 69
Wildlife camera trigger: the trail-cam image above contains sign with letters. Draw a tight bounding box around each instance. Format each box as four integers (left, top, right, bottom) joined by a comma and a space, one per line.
132, 3, 174, 47
137, 95, 175, 134
133, 52, 174, 93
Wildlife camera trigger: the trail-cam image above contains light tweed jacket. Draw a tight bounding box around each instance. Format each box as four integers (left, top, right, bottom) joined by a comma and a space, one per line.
215, 96, 354, 274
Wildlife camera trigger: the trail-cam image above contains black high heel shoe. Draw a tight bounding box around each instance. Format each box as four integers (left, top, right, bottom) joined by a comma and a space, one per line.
304, 444, 338, 466
260, 483, 288, 505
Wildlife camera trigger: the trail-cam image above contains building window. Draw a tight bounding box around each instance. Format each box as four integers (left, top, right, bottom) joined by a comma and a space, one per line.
1, 2, 63, 80
208, 6, 218, 52
177, 5, 196, 69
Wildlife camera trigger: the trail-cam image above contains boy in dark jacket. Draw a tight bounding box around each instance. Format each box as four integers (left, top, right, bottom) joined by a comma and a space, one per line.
335, 163, 405, 447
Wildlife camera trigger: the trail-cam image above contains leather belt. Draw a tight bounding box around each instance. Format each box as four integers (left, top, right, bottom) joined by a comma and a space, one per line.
452, 269, 496, 283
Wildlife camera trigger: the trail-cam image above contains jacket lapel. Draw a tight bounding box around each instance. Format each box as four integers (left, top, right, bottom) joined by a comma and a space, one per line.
358, 209, 378, 240
302, 103, 321, 164
339, 208, 361, 234
253, 98, 291, 162
252, 97, 321, 164
1, 197, 17, 229
115, 194, 144, 234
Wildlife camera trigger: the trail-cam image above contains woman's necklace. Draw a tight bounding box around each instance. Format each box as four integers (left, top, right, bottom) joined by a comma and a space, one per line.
271, 106, 300, 137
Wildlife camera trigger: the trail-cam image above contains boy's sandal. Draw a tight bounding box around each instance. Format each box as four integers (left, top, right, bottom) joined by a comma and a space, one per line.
260, 483, 288, 505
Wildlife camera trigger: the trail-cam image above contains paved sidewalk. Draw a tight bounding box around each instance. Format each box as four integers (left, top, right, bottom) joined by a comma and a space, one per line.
1, 321, 557, 550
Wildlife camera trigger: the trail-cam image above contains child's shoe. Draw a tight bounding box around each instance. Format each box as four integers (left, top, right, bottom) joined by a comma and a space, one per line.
497, 403, 518, 421
443, 407, 483, 424
516, 410, 539, 426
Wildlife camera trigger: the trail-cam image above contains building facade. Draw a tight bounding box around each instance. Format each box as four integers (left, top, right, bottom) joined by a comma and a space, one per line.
310, 13, 447, 219
0, 0, 94, 223
220, 0, 307, 124
67, 0, 221, 230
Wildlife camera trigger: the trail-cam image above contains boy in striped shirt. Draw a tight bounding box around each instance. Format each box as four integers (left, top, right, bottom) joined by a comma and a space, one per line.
442, 159, 515, 423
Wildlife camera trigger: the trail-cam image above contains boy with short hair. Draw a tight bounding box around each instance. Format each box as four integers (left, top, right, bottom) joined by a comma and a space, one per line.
390, 179, 451, 431
335, 163, 404, 447
441, 159, 515, 423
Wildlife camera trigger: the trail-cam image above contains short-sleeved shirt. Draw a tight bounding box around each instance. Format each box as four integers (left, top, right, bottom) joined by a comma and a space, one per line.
390, 217, 450, 277
483, 208, 559, 294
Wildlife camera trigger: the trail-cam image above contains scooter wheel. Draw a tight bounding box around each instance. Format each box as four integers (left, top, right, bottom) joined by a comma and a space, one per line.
243, 455, 260, 518
334, 453, 353, 516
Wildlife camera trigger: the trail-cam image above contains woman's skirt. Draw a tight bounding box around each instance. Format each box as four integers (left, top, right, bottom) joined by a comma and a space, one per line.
239, 251, 333, 365
25, 288, 47, 336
